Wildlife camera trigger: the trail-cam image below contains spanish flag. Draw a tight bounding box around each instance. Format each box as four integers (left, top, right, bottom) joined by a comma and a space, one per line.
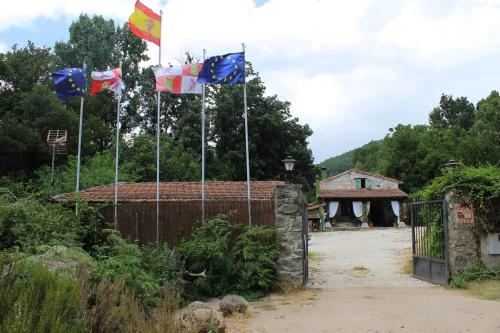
128, 0, 161, 46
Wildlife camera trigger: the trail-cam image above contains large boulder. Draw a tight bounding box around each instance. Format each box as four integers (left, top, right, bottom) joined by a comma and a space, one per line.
219, 295, 249, 316
27, 245, 95, 276
181, 301, 226, 333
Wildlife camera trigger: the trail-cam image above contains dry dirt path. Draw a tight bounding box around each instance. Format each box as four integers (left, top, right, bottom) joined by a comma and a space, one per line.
309, 229, 427, 288
229, 229, 500, 333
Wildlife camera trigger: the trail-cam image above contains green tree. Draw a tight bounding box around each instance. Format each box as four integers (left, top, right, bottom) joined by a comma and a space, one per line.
380, 124, 428, 192
0, 115, 46, 176
122, 133, 200, 182
0, 43, 62, 177
36, 150, 137, 197
54, 14, 149, 152
352, 140, 384, 173
460, 90, 500, 166
429, 94, 475, 130
0, 41, 55, 92
318, 150, 353, 177
209, 65, 315, 190
136, 63, 201, 151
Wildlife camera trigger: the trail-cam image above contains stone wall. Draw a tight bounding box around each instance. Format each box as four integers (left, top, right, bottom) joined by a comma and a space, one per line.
274, 184, 306, 287
446, 190, 479, 274
321, 170, 399, 190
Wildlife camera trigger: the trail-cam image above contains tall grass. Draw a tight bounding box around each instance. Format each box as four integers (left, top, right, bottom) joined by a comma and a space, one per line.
0, 261, 86, 333
79, 271, 182, 333
0, 259, 182, 333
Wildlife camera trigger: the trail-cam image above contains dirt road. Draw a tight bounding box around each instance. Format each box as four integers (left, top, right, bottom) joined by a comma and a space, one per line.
232, 229, 500, 333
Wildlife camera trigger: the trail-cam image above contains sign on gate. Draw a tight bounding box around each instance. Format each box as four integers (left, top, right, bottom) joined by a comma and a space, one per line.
454, 203, 474, 224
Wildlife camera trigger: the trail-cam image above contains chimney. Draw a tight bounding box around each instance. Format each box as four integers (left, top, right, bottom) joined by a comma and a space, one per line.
315, 175, 320, 199
321, 167, 327, 180
315, 167, 327, 199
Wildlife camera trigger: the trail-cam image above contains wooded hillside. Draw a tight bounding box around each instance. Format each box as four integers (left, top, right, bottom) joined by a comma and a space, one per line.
319, 91, 500, 193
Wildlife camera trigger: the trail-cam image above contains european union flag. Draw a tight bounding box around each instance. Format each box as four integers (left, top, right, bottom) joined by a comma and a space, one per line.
197, 52, 245, 85
51, 68, 87, 100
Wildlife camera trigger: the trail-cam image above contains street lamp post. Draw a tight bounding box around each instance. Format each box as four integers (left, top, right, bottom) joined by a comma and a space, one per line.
443, 159, 460, 171
282, 156, 296, 183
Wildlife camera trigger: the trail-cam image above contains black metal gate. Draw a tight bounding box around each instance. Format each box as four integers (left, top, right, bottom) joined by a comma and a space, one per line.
410, 200, 449, 285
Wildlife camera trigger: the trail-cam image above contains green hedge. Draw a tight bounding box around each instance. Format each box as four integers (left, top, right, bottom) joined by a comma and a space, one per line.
179, 215, 280, 300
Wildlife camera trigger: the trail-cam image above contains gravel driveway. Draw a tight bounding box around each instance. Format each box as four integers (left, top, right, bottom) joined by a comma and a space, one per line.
232, 229, 500, 333
309, 228, 428, 288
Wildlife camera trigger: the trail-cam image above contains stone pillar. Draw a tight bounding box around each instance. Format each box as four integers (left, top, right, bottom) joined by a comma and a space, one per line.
360, 201, 369, 229
446, 190, 479, 275
274, 184, 306, 287
398, 201, 407, 228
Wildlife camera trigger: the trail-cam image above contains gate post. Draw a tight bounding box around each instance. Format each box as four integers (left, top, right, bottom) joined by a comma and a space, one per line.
274, 184, 307, 287
445, 190, 478, 275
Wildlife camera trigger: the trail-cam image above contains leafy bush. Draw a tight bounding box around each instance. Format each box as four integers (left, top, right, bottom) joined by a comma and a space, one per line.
0, 198, 80, 252
451, 260, 500, 289
179, 215, 235, 297
92, 233, 160, 301
141, 243, 183, 291
419, 166, 500, 231
74, 201, 112, 255
0, 258, 87, 333
234, 225, 280, 298
92, 232, 183, 303
0, 196, 111, 254
417, 206, 445, 258
179, 215, 280, 299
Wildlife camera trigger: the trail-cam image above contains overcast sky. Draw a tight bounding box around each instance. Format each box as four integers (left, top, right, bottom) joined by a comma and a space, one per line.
1, 0, 499, 163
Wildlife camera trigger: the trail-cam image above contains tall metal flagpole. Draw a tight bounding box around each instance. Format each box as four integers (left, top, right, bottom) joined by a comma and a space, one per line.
156, 10, 163, 244
201, 49, 206, 224
114, 60, 123, 229
75, 61, 86, 214
242, 43, 252, 226
50, 142, 56, 187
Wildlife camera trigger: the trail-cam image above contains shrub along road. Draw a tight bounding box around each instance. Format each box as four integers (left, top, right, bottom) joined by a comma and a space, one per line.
234, 229, 500, 333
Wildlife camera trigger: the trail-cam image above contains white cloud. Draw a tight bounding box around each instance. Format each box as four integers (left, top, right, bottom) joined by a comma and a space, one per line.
377, 0, 500, 68
1, 0, 499, 161
0, 41, 6, 53
0, 0, 162, 31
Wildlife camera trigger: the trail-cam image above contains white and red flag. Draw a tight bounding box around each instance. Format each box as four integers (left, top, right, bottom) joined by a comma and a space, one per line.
91, 68, 123, 96
153, 64, 203, 94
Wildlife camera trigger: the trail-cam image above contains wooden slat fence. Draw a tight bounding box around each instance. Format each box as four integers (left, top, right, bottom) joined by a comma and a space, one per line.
101, 200, 275, 246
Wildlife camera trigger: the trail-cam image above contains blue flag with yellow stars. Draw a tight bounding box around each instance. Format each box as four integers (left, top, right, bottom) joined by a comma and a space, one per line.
51, 68, 87, 100
197, 52, 245, 85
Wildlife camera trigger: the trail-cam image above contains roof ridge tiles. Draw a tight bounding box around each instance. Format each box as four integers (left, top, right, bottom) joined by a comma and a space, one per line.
319, 168, 402, 184
51, 181, 285, 202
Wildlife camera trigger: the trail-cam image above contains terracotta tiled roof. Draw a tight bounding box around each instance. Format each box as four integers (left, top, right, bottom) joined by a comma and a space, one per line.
51, 181, 284, 202
319, 188, 408, 199
320, 168, 402, 184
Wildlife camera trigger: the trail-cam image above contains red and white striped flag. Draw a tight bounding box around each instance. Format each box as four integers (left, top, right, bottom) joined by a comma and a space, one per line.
153, 64, 203, 94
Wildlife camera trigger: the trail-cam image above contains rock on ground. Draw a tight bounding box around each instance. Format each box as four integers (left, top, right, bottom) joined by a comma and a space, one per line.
181, 301, 226, 333
28, 245, 95, 275
219, 295, 249, 316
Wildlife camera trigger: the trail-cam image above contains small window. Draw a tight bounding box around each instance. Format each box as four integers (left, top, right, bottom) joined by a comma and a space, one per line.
355, 178, 367, 189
